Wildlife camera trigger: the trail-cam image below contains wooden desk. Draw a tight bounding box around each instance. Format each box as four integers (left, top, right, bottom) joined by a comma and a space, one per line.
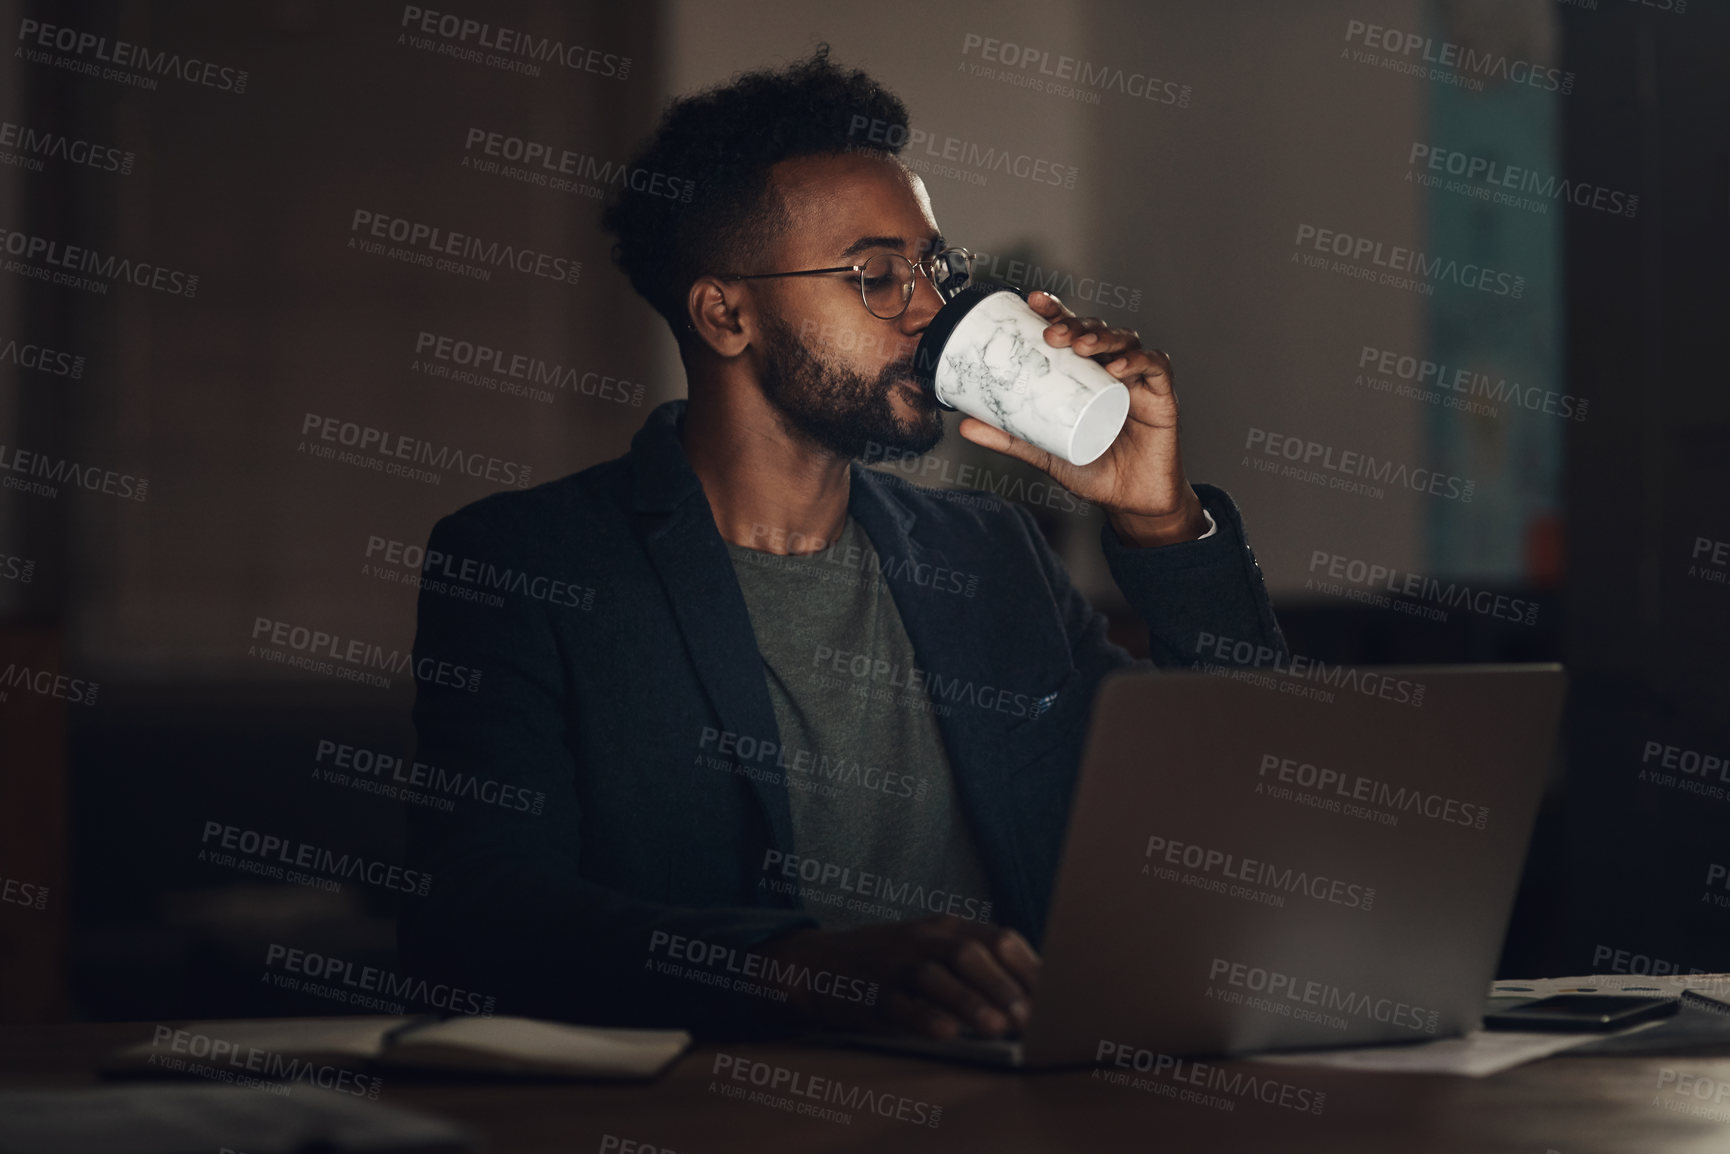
3, 1021, 1729, 1152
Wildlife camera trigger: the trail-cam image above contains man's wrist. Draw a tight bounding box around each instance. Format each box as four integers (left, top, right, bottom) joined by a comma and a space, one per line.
1107, 490, 1211, 548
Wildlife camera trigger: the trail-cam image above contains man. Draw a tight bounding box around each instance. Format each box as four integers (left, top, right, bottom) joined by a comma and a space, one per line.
401, 48, 1285, 1042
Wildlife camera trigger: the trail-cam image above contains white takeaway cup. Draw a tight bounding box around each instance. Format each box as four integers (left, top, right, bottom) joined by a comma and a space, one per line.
912, 284, 1132, 467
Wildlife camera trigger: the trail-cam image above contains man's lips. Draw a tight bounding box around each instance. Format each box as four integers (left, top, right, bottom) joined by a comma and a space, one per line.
894, 376, 937, 408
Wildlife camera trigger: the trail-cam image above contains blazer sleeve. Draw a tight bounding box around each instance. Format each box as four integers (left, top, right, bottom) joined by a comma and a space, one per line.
399, 505, 816, 1038
1016, 482, 1287, 673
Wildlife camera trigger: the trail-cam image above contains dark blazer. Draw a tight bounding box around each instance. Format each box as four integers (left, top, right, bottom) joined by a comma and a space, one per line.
400, 399, 1286, 1035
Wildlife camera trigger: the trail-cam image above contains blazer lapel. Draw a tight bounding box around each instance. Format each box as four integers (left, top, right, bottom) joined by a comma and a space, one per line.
848, 466, 1077, 931
847, 465, 1074, 761
629, 403, 798, 902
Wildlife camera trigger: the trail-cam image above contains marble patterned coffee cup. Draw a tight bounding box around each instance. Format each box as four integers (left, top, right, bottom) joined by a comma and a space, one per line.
912, 284, 1131, 467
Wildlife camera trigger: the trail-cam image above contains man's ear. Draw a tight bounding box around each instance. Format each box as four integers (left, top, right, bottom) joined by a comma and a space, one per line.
687, 277, 751, 357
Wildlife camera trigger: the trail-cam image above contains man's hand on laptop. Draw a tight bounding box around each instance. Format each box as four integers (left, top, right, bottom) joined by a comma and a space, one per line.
759, 916, 1040, 1039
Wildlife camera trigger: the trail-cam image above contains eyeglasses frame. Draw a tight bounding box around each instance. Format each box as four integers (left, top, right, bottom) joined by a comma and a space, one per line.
716, 246, 975, 320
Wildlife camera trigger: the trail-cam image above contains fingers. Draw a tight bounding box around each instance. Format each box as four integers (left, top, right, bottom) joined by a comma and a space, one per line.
945, 936, 1034, 1031
866, 920, 1042, 1039
883, 988, 968, 1041
985, 927, 1043, 995
1046, 316, 1143, 360
1027, 291, 1154, 366
910, 956, 1014, 1037
1102, 348, 1176, 398
916, 922, 1039, 1033
806, 917, 1047, 1041
1025, 290, 1074, 320
957, 416, 1063, 479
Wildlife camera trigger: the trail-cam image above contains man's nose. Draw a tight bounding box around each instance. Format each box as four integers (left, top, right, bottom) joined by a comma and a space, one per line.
900, 266, 946, 332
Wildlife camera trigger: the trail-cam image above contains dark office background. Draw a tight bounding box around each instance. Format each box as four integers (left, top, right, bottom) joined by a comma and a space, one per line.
0, 0, 1724, 1023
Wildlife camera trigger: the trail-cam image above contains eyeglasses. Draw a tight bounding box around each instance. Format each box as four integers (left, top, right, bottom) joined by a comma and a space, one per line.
720, 246, 975, 320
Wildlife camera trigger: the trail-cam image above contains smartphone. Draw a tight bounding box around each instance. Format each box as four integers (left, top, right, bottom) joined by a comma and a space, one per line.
1483, 994, 1679, 1032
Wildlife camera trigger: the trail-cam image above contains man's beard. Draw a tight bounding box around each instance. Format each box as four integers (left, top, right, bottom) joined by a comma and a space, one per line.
756, 311, 945, 460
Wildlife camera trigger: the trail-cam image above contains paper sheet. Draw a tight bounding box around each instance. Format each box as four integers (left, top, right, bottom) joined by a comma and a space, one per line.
1251, 1029, 1604, 1077
1249, 973, 1717, 1077
1490, 973, 1730, 999
392, 1015, 691, 1078
107, 1016, 406, 1072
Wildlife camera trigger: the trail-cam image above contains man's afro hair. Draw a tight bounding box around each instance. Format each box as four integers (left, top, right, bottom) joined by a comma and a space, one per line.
602, 45, 910, 336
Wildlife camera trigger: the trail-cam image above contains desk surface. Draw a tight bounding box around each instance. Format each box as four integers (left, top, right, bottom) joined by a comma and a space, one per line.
3, 1022, 1730, 1153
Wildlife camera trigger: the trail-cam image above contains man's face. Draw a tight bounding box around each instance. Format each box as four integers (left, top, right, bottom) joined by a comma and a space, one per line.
748, 152, 949, 461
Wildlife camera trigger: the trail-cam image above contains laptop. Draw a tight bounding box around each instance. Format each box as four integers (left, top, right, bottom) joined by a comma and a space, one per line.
833, 663, 1567, 1068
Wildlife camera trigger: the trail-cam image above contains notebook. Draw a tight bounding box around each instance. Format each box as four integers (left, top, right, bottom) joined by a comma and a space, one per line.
103, 1015, 691, 1081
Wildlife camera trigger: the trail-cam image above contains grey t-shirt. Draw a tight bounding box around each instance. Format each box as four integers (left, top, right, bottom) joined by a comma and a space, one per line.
725, 515, 995, 931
